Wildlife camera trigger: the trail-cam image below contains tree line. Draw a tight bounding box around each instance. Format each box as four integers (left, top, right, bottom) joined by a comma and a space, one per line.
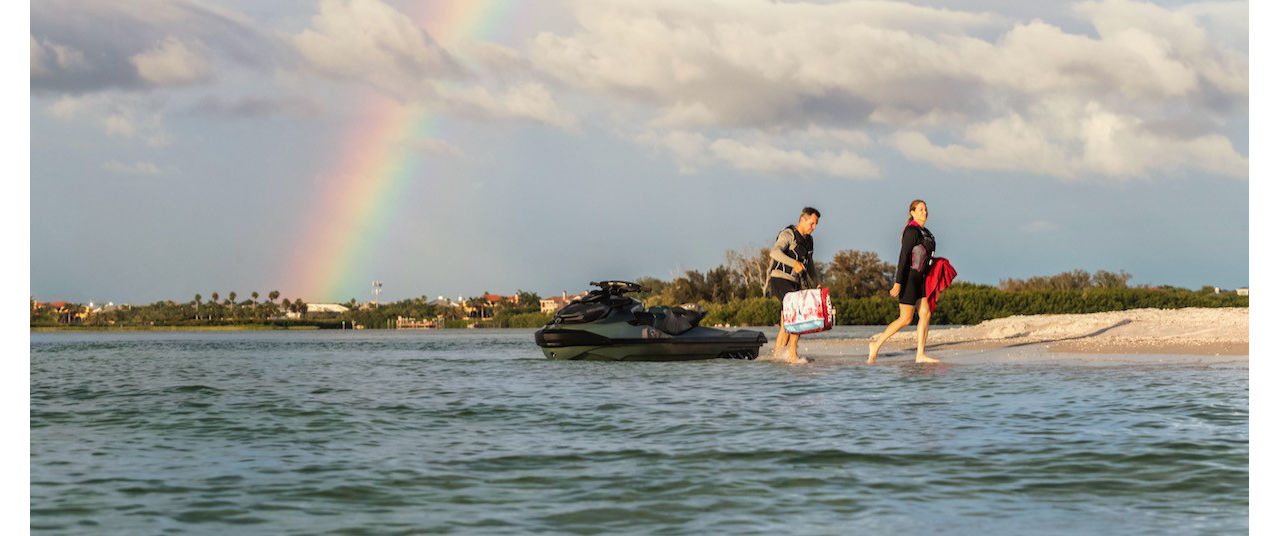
31, 247, 1246, 329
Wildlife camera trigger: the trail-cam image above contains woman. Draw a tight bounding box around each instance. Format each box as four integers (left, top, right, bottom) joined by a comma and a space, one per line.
868, 199, 940, 364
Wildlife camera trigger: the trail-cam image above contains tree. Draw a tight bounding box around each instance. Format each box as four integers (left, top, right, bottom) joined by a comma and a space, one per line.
705, 265, 739, 303
268, 290, 280, 303
228, 291, 237, 305
826, 250, 894, 299
211, 292, 219, 303
726, 245, 773, 297
671, 270, 709, 304
251, 291, 259, 302
515, 290, 541, 313
1091, 270, 1132, 288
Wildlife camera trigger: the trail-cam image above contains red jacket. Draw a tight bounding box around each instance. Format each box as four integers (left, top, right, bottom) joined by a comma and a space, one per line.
925, 257, 956, 312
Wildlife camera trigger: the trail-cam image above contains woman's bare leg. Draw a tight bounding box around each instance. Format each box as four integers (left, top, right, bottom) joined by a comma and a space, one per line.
868, 304, 915, 364
915, 297, 939, 363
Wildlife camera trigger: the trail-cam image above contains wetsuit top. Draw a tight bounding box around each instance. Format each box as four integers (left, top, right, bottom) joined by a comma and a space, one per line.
895, 223, 935, 285
769, 225, 815, 284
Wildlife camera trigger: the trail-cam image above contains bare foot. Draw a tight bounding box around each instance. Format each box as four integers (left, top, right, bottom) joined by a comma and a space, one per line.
867, 336, 882, 365
784, 353, 810, 365
915, 354, 940, 364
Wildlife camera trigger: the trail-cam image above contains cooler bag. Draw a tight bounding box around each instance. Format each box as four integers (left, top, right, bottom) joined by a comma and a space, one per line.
782, 287, 834, 334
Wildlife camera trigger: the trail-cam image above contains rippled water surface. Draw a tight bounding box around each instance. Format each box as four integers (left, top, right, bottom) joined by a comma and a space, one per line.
32, 329, 1247, 534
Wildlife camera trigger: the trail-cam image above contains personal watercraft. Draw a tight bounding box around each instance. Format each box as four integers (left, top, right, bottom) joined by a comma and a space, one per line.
533, 281, 767, 361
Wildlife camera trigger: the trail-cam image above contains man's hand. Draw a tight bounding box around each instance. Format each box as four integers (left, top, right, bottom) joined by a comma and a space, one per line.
889, 283, 901, 297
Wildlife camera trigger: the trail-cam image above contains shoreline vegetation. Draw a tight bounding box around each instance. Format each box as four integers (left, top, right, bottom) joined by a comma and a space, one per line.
33, 252, 1246, 337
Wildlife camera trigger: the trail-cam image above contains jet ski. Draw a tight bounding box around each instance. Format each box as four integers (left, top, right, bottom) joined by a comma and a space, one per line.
534, 280, 768, 361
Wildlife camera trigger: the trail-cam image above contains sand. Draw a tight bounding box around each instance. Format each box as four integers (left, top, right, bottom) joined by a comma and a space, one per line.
806, 307, 1248, 358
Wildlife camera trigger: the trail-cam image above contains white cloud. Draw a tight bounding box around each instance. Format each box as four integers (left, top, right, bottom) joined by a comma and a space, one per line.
709, 138, 879, 178
103, 160, 162, 176
443, 82, 578, 129
130, 37, 213, 86
47, 96, 87, 120
637, 128, 878, 178
290, 0, 456, 96
893, 98, 1247, 180
528, 0, 1247, 181
98, 99, 172, 147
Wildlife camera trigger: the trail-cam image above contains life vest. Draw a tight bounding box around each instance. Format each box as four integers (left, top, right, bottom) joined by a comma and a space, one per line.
771, 225, 814, 280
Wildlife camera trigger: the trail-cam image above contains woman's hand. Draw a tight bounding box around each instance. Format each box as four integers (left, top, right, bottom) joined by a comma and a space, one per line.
889, 283, 900, 297
793, 261, 806, 273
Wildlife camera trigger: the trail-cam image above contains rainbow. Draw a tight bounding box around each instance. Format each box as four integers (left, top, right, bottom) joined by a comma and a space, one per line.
283, 0, 530, 302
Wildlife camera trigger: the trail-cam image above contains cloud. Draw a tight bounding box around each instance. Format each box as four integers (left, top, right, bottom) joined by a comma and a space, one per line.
31, 36, 87, 77
188, 95, 321, 118
893, 97, 1247, 179
528, 0, 1247, 180
442, 82, 578, 129
103, 160, 162, 176
47, 96, 88, 119
131, 37, 213, 86
32, 0, 282, 93
289, 0, 458, 96
638, 128, 878, 178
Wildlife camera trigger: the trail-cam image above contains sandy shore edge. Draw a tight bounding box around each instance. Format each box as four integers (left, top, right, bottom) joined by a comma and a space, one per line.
808, 307, 1248, 357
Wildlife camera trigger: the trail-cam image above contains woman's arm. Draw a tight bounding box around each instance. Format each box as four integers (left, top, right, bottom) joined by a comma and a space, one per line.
895, 226, 918, 285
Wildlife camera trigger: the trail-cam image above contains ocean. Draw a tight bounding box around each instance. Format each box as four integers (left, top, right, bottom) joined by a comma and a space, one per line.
31, 328, 1247, 534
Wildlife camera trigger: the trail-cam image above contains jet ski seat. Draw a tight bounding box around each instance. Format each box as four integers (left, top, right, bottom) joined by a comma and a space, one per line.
635, 305, 706, 335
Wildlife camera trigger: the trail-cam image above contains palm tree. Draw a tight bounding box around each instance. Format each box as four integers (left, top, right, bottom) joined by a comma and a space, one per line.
211, 292, 219, 303
228, 291, 237, 305
269, 290, 280, 303
193, 294, 202, 320
251, 291, 259, 302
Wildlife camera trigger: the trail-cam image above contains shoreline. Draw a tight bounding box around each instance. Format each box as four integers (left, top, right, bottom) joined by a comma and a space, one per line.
804, 307, 1248, 357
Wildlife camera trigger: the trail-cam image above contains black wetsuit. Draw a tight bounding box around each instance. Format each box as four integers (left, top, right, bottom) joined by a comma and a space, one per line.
895, 224, 935, 305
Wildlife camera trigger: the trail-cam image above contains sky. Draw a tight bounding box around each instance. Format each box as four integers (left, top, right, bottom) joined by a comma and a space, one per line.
28, 0, 1250, 304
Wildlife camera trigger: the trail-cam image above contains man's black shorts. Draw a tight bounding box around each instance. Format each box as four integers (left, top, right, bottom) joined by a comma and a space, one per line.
768, 277, 800, 301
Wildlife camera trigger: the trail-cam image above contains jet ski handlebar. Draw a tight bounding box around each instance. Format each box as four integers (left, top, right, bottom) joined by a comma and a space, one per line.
588, 280, 649, 295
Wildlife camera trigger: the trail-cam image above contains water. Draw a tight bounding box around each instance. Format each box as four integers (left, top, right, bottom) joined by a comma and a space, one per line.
31, 329, 1248, 534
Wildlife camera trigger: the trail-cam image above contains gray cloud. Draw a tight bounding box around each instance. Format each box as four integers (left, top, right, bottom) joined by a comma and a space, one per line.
187, 95, 321, 119
31, 0, 288, 93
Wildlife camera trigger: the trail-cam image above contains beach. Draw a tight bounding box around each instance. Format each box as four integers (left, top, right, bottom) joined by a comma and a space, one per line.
802, 307, 1248, 358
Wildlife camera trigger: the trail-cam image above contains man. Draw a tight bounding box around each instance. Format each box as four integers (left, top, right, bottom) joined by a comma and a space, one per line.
767, 207, 820, 364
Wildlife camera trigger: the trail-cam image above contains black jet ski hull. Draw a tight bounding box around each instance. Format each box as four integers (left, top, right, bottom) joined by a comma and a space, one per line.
535, 328, 766, 361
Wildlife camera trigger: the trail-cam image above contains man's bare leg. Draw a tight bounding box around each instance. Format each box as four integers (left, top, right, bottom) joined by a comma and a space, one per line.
785, 333, 808, 364
869, 304, 915, 364
773, 325, 789, 360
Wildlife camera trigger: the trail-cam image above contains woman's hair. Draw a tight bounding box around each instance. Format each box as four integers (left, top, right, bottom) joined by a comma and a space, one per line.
907, 199, 926, 224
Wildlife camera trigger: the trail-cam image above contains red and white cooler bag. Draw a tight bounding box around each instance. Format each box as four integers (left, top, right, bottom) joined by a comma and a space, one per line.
782, 287, 834, 334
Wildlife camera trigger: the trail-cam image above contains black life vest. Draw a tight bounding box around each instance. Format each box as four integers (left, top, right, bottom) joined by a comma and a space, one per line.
771, 225, 814, 279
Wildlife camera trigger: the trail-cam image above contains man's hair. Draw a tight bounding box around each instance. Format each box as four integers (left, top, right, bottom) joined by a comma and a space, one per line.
800, 206, 821, 219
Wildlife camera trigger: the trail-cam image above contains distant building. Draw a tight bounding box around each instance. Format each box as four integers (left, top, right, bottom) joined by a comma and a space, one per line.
1237, 287, 1249, 296
286, 303, 349, 319
428, 295, 460, 308
540, 291, 589, 314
